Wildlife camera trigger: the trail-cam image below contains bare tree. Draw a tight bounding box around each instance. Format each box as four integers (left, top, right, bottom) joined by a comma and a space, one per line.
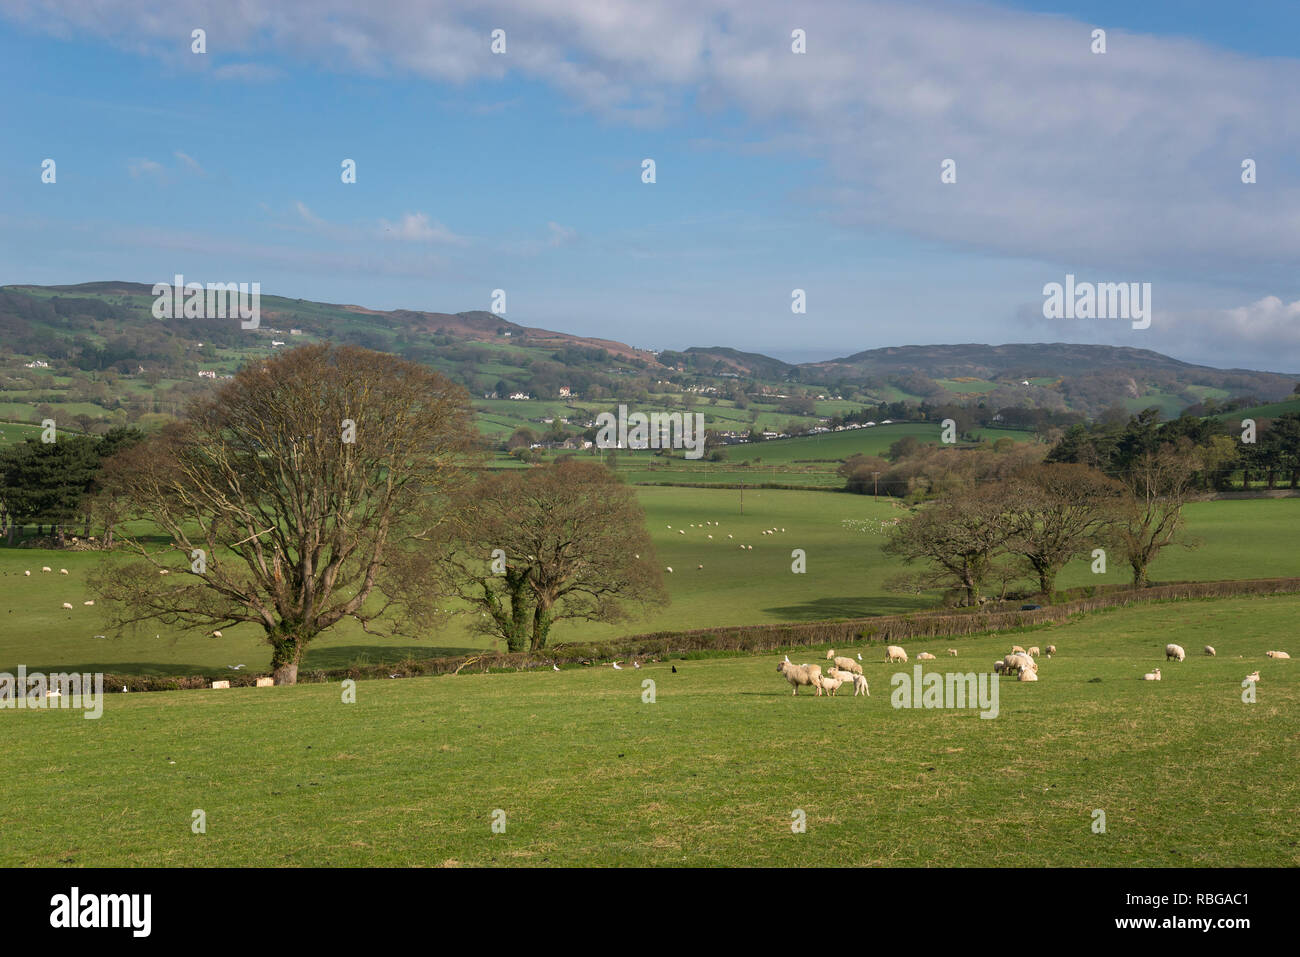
883, 488, 1015, 606
1003, 463, 1126, 596
1116, 442, 1202, 587
435, 460, 667, 652
92, 345, 476, 683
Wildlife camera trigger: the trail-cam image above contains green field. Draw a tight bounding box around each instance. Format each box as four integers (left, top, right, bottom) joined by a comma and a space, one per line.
2, 593, 1294, 866
3, 493, 1298, 678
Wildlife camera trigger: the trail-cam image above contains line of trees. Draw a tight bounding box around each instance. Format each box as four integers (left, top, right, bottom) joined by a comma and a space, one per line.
885, 451, 1202, 602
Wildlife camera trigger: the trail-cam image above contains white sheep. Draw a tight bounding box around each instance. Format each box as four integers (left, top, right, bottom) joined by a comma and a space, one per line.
916, 652, 936, 661
851, 674, 870, 697
1045, 645, 1057, 657
1011, 645, 1026, 655
1027, 646, 1041, 658
826, 649, 835, 660
1141, 668, 1162, 681
832, 656, 862, 675
816, 674, 844, 696
666, 566, 673, 573
211, 630, 223, 638
1166, 643, 1186, 662
1018, 669, 1038, 682
1003, 653, 1036, 675
777, 661, 822, 695
1203, 645, 1216, 656
24, 570, 30, 577
1265, 650, 1291, 659
159, 569, 170, 575
83, 600, 94, 606
59, 568, 69, 575
1244, 671, 1261, 683
946, 648, 958, 656
885, 645, 908, 663
41, 566, 51, 573
61, 602, 73, 610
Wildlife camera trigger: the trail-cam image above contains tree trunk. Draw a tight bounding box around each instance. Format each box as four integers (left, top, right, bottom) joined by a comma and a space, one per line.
270, 635, 306, 685
272, 661, 299, 685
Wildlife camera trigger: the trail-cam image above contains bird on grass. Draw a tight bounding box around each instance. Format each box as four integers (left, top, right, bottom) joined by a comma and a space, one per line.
633, 661, 641, 669
552, 664, 560, 672
671, 665, 678, 674
226, 664, 245, 670
612, 661, 622, 670
857, 653, 863, 662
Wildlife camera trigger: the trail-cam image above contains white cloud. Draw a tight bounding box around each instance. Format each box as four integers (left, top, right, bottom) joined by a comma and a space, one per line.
127, 158, 164, 179
173, 151, 205, 174
378, 212, 469, 245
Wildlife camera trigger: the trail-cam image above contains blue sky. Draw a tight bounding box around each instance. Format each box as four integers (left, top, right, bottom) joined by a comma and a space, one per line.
2, 0, 1299, 371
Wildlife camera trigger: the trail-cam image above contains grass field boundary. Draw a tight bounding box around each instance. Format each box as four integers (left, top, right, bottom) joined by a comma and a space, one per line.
97, 576, 1300, 692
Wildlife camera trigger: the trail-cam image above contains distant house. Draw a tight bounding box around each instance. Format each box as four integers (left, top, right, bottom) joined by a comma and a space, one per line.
558, 385, 572, 398
198, 370, 217, 379
23, 360, 50, 369
290, 329, 303, 335
509, 392, 531, 400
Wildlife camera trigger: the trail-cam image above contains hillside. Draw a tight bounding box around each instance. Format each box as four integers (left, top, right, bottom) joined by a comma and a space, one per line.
2, 283, 1296, 435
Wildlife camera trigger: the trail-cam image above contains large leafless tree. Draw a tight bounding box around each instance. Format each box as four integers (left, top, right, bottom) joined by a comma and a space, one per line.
435, 460, 666, 652
92, 345, 476, 683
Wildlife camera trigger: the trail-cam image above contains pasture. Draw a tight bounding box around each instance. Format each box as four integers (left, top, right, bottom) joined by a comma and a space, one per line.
1, 493, 1299, 677
1, 594, 1294, 866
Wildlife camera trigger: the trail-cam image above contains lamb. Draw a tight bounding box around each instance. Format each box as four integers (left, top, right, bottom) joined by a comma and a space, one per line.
1045, 645, 1057, 657
665, 566, 673, 573
1018, 669, 1038, 682
816, 674, 844, 696
1027, 646, 1041, 658
826, 649, 836, 660
946, 649, 958, 656
1244, 671, 1261, 683
159, 569, 170, 575
851, 674, 870, 697
777, 661, 823, 695
59, 569, 69, 575
885, 645, 908, 663
41, 566, 51, 573
832, 656, 863, 675
1141, 669, 1162, 681
1265, 650, 1291, 659
1165, 643, 1186, 662
61, 602, 73, 610
1011, 645, 1026, 654
1203, 645, 1216, 656
916, 652, 936, 660
23, 570, 30, 577
1002, 653, 1036, 676
211, 630, 223, 638
82, 600, 94, 606
993, 660, 1008, 675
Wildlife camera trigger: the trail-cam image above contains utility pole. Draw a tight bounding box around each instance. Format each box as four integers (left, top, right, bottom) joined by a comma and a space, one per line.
873, 471, 880, 501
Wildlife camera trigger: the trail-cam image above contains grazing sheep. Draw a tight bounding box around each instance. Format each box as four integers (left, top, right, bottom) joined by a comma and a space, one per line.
24, 570, 30, 577
159, 569, 170, 576
777, 661, 822, 695
697, 564, 703, 570
41, 566, 51, 573
211, 630, 223, 638
59, 569, 68, 575
666, 566, 673, 573
851, 674, 870, 697
993, 660, 1008, 675
1165, 643, 1186, 662
1141, 669, 1162, 681
1245, 671, 1261, 683
832, 656, 863, 675
1003, 653, 1036, 676
885, 645, 908, 663
82, 600, 94, 606
1204, 645, 1216, 656
1011, 645, 1026, 654
816, 674, 844, 696
1018, 669, 1038, 682
1265, 650, 1291, 659
946, 648, 958, 656
1027, 646, 1041, 658
826, 649, 836, 660
916, 652, 936, 661
61, 602, 73, 610
1045, 645, 1057, 657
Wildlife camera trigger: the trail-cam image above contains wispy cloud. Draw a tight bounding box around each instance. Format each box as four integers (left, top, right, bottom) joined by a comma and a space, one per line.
378, 212, 469, 245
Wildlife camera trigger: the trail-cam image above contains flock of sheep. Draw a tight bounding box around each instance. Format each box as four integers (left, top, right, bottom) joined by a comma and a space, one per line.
662, 521, 787, 573
22, 565, 97, 610
1140, 643, 1287, 684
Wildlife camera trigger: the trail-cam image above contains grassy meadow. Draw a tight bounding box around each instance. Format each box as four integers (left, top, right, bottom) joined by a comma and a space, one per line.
2, 492, 1298, 677
2, 594, 1294, 867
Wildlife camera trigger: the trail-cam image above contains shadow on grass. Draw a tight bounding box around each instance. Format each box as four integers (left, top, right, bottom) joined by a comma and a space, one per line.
761, 595, 935, 620
303, 644, 484, 670
10, 646, 485, 677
